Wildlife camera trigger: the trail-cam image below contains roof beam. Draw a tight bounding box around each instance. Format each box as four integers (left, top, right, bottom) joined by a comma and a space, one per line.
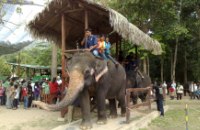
40, 1, 72, 32
65, 15, 84, 27
64, 8, 84, 14
40, 7, 84, 32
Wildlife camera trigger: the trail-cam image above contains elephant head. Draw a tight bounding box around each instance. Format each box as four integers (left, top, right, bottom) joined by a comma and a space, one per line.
33, 52, 108, 111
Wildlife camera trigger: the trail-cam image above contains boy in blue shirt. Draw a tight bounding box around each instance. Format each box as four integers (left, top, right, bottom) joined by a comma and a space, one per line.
105, 36, 118, 66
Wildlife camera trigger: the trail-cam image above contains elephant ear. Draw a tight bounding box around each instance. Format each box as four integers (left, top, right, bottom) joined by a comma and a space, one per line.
95, 60, 108, 82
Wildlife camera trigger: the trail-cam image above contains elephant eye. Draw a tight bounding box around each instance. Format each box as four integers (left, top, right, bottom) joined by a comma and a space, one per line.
84, 69, 90, 75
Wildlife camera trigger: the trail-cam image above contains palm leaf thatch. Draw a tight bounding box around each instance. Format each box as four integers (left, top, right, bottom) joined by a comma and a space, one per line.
27, 0, 162, 55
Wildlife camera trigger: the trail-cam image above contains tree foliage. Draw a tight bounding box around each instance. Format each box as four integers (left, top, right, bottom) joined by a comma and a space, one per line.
107, 0, 200, 82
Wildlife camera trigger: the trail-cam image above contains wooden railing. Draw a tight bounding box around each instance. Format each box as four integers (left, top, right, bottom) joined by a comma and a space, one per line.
125, 85, 153, 123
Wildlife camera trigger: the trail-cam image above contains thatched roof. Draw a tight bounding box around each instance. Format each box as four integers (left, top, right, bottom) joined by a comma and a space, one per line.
27, 0, 162, 55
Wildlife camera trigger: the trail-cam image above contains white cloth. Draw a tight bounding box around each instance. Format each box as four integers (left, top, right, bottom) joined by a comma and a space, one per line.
162, 82, 167, 88
31, 83, 35, 92
194, 84, 198, 92
57, 79, 62, 86
14, 88, 20, 99
177, 85, 183, 94
189, 84, 194, 92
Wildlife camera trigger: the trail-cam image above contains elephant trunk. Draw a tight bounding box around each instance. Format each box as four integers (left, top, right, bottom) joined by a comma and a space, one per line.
33, 70, 84, 111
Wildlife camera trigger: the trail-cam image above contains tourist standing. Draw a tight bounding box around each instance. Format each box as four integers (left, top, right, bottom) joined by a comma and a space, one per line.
42, 79, 50, 103
189, 82, 195, 99
176, 83, 184, 100
0, 81, 4, 105
154, 81, 165, 116
13, 84, 20, 110
162, 81, 167, 95
21, 84, 29, 109
33, 82, 40, 101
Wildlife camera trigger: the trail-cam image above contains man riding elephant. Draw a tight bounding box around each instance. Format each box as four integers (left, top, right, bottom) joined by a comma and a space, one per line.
126, 53, 151, 104
33, 52, 126, 129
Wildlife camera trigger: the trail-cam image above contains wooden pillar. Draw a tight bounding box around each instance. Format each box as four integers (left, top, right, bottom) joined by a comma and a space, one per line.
61, 14, 66, 89
60, 14, 71, 119
51, 43, 58, 79
85, 10, 88, 29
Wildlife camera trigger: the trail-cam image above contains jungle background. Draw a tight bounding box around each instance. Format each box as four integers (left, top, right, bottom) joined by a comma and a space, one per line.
1, 0, 200, 84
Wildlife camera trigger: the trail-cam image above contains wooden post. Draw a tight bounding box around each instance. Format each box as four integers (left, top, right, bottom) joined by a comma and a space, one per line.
148, 87, 151, 110
85, 10, 88, 29
51, 43, 58, 80
126, 90, 130, 123
61, 14, 66, 89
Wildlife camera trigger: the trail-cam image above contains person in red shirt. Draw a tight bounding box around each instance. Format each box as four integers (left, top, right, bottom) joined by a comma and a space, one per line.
49, 77, 59, 95
21, 85, 29, 109
0, 82, 4, 105
48, 77, 59, 104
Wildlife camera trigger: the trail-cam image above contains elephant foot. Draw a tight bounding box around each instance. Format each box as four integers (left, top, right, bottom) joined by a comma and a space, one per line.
80, 121, 92, 130
121, 113, 126, 117
97, 119, 107, 125
109, 114, 118, 119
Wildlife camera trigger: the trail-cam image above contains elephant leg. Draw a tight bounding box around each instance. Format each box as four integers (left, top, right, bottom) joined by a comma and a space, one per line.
79, 89, 92, 130
139, 93, 147, 102
117, 89, 126, 117
96, 89, 107, 125
108, 99, 117, 118
131, 92, 138, 105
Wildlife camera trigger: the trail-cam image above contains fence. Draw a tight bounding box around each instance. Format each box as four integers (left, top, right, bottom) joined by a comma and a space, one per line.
125, 85, 153, 123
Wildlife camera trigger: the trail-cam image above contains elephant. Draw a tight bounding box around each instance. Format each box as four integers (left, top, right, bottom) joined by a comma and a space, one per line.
126, 68, 151, 104
33, 52, 126, 129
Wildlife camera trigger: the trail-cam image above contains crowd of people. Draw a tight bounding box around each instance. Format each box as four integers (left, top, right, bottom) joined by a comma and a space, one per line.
0, 76, 63, 110
152, 80, 200, 117
164, 81, 200, 100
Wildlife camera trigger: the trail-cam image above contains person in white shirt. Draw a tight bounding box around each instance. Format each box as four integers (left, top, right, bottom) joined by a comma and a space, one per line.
13, 85, 20, 110
176, 83, 184, 100
171, 81, 176, 91
162, 81, 167, 95
189, 82, 195, 99
56, 76, 62, 86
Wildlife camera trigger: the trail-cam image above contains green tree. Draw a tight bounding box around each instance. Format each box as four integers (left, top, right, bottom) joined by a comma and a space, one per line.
0, 57, 11, 76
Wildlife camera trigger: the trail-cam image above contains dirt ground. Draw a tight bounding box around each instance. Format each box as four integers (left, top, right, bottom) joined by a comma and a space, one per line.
0, 100, 155, 130
0, 105, 66, 130
2, 96, 198, 130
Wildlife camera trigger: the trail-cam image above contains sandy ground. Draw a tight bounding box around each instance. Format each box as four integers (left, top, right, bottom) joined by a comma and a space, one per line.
0, 100, 158, 130
0, 105, 66, 130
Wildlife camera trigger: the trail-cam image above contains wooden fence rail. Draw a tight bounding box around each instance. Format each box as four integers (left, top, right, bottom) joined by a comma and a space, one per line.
126, 85, 153, 123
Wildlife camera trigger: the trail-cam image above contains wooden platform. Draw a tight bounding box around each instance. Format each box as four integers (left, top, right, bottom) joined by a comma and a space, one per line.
52, 103, 169, 130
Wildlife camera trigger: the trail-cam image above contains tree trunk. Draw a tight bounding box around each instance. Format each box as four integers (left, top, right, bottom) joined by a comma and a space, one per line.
161, 56, 164, 83
172, 38, 179, 82
147, 56, 150, 76
51, 43, 57, 79
184, 48, 187, 84
143, 58, 147, 74
170, 53, 173, 81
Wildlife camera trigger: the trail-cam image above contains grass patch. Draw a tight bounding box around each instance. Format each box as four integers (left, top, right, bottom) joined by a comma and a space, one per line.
145, 99, 200, 130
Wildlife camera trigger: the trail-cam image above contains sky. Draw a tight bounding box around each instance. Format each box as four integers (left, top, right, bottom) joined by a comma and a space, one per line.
0, 0, 47, 44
